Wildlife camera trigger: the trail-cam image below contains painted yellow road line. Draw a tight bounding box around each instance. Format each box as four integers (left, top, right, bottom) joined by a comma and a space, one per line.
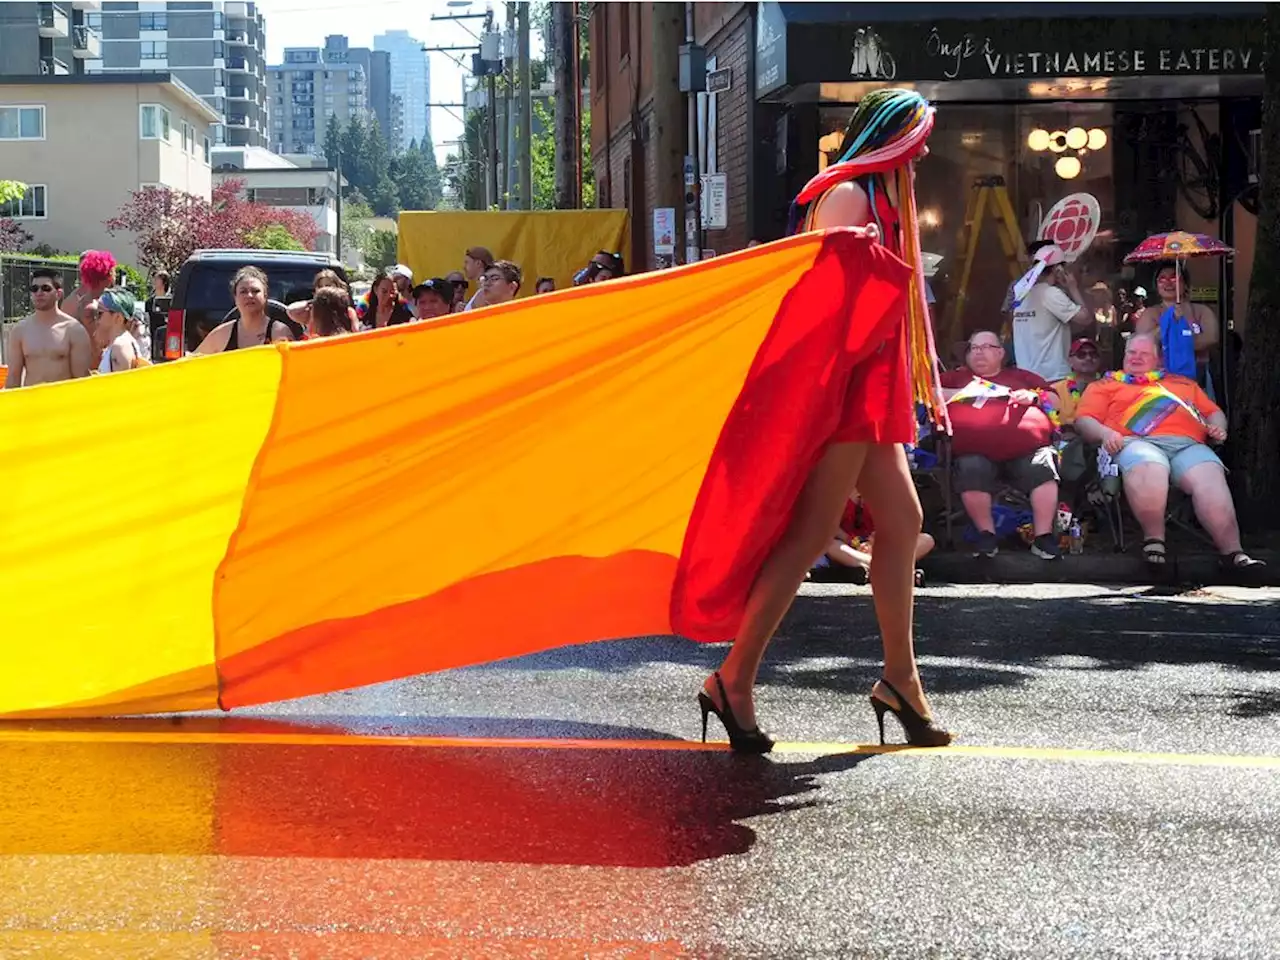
0, 727, 1277, 770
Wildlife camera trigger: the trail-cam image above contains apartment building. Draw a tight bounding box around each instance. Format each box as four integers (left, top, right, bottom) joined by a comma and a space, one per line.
374, 29, 429, 152
87, 1, 268, 148
268, 37, 369, 158
0, 73, 219, 264
212, 146, 341, 254
0, 2, 103, 78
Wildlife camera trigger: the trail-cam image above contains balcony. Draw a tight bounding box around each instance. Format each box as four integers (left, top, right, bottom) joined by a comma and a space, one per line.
38, 3, 70, 38
228, 86, 252, 101
71, 25, 101, 59
226, 31, 251, 46
226, 57, 250, 73
39, 56, 71, 76
227, 114, 249, 127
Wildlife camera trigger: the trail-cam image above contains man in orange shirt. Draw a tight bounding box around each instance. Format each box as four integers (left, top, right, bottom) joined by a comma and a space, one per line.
1074, 333, 1262, 570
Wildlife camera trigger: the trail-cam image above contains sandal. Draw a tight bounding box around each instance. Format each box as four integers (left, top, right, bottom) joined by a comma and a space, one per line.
1142, 538, 1167, 566
1221, 551, 1266, 570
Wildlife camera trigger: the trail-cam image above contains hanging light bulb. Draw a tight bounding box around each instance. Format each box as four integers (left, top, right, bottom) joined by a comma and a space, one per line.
1065, 127, 1088, 150
1048, 130, 1068, 153
1087, 127, 1108, 150
1055, 155, 1082, 179
1027, 128, 1051, 152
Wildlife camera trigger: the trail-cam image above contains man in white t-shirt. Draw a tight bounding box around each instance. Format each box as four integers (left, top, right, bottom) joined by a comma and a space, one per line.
1011, 260, 1091, 382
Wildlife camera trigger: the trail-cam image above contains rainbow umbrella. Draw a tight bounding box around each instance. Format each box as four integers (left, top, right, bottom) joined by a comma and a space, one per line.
1124, 231, 1234, 299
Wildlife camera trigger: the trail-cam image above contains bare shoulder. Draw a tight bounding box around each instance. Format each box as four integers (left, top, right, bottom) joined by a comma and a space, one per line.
58, 317, 91, 342
197, 320, 235, 353
811, 180, 871, 229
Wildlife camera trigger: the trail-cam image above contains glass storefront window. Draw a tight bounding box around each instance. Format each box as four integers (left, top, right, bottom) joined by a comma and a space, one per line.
818, 99, 1228, 366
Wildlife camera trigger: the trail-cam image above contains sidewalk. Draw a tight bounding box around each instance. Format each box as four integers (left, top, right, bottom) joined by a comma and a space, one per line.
813, 548, 1280, 587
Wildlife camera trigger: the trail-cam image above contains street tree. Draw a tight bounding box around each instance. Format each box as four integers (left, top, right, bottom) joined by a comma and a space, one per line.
1232, 2, 1280, 525
323, 114, 343, 171
362, 228, 398, 271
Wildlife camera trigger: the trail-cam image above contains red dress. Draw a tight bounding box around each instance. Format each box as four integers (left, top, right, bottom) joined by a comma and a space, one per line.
826, 179, 916, 445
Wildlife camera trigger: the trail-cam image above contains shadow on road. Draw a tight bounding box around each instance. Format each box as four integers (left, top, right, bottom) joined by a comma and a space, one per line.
0, 726, 874, 868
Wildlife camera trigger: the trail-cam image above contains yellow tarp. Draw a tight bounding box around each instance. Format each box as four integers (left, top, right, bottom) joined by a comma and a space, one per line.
398, 210, 630, 295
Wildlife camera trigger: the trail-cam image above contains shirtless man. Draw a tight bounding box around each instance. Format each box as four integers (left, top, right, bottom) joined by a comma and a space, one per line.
4, 268, 92, 388
61, 250, 116, 367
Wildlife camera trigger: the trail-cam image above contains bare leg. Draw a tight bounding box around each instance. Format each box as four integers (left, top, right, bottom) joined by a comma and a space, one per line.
1178, 462, 1243, 553
1123, 463, 1170, 542
855, 444, 935, 717
709, 442, 870, 729
915, 532, 936, 561
1029, 481, 1060, 536
960, 490, 995, 532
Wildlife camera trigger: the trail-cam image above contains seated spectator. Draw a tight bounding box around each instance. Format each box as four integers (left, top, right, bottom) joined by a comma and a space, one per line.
818, 494, 935, 586
1073, 333, 1263, 570
479, 260, 522, 306
1052, 337, 1103, 483
940, 330, 1062, 560
412, 278, 454, 320
535, 277, 556, 295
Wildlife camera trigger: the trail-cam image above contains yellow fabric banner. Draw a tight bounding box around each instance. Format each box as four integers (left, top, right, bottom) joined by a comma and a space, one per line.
398, 210, 630, 295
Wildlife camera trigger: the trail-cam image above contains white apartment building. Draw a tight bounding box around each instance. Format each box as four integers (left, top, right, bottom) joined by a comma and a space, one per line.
212, 146, 341, 254
0, 74, 219, 264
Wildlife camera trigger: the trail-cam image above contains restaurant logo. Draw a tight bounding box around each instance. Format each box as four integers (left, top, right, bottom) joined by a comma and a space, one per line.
849, 27, 897, 80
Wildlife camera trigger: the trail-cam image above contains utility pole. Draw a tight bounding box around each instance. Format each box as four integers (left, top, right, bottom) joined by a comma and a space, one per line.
681, 2, 705, 263
652, 3, 686, 253
480, 8, 501, 210
516, 1, 532, 210
503, 2, 516, 208
552, 1, 578, 208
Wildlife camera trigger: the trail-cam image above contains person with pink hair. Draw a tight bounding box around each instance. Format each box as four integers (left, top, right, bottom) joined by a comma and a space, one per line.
61, 250, 117, 366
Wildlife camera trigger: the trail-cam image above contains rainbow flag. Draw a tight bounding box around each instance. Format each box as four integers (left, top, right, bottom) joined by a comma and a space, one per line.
0, 231, 908, 718
1123, 385, 1187, 435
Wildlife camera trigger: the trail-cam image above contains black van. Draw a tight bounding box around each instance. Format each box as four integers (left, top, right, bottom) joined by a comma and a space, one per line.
159, 248, 347, 359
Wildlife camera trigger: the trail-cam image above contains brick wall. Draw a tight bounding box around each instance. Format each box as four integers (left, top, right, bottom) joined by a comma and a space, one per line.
700, 7, 751, 254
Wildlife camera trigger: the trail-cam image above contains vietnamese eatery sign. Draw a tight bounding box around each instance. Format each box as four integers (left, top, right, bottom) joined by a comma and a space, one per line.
764, 15, 1264, 92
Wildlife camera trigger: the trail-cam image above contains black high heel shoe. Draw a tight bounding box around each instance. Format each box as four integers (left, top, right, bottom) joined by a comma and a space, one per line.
870, 678, 953, 747
698, 672, 775, 754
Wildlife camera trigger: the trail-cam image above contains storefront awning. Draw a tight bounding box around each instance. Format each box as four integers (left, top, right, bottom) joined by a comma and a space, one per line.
756, 2, 1266, 102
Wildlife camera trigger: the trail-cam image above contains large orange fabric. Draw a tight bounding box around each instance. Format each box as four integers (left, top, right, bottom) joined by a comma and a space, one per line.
0, 230, 910, 718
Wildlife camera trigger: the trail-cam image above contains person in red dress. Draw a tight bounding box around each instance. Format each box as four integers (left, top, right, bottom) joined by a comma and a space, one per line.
698, 89, 953, 752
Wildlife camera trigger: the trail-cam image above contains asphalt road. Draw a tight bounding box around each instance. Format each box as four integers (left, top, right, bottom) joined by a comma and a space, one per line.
1, 584, 1278, 959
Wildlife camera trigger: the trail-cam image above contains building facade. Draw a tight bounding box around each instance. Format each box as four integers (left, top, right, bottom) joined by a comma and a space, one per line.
374, 29, 430, 151
591, 1, 1264, 386
0, 2, 104, 78
87, 0, 268, 148
212, 146, 341, 254
0, 73, 218, 263
268, 37, 369, 158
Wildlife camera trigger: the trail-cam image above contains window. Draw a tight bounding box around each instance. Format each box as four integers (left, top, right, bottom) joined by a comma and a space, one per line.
140, 103, 171, 140
141, 41, 167, 60
139, 12, 167, 31
213, 11, 223, 30
87, 12, 102, 28
214, 40, 225, 58
0, 184, 47, 220
619, 5, 631, 59
0, 105, 45, 140
203, 136, 211, 164
182, 120, 193, 152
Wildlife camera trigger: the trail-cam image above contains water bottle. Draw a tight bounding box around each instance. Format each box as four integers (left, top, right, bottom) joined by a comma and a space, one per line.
1069, 520, 1084, 555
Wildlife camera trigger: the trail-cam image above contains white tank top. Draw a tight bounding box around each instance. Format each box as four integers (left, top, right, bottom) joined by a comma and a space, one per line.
98, 331, 136, 374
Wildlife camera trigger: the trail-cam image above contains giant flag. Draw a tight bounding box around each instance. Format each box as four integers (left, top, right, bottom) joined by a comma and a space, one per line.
0, 230, 908, 718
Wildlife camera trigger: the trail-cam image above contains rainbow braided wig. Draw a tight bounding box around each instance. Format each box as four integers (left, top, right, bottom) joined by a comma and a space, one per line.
789, 89, 947, 430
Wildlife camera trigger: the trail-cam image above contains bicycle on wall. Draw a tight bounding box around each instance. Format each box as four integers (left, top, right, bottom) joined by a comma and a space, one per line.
1128, 106, 1221, 221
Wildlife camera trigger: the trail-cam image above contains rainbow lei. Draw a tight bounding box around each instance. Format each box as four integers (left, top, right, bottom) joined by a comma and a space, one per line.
1038, 388, 1062, 431
1106, 370, 1165, 385
1063, 377, 1088, 402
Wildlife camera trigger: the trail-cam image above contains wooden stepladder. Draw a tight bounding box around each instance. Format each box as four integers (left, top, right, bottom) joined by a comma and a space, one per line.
946, 175, 1027, 344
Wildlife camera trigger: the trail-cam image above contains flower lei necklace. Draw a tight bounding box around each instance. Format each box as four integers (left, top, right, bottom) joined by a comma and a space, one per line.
1063, 377, 1089, 401
1107, 370, 1165, 385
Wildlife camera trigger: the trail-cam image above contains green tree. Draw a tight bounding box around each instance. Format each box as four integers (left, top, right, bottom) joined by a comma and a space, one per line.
419, 133, 443, 209
391, 148, 437, 211
323, 115, 343, 170
0, 180, 27, 206
530, 101, 594, 209
362, 228, 398, 271
245, 223, 306, 251
340, 197, 374, 265
342, 115, 367, 193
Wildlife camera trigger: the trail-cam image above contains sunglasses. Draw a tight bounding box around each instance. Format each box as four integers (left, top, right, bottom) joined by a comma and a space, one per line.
30, 283, 55, 293
1073, 350, 1100, 358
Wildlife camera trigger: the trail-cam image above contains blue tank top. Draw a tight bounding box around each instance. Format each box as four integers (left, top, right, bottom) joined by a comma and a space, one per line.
1158, 304, 1197, 379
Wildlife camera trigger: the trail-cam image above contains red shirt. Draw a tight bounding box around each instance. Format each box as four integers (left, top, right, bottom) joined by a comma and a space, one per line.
940, 366, 1054, 461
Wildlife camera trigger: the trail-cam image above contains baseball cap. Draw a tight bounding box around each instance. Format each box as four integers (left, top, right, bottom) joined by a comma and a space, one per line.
98, 287, 136, 318
1069, 337, 1098, 356
391, 264, 413, 281
412, 277, 454, 301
